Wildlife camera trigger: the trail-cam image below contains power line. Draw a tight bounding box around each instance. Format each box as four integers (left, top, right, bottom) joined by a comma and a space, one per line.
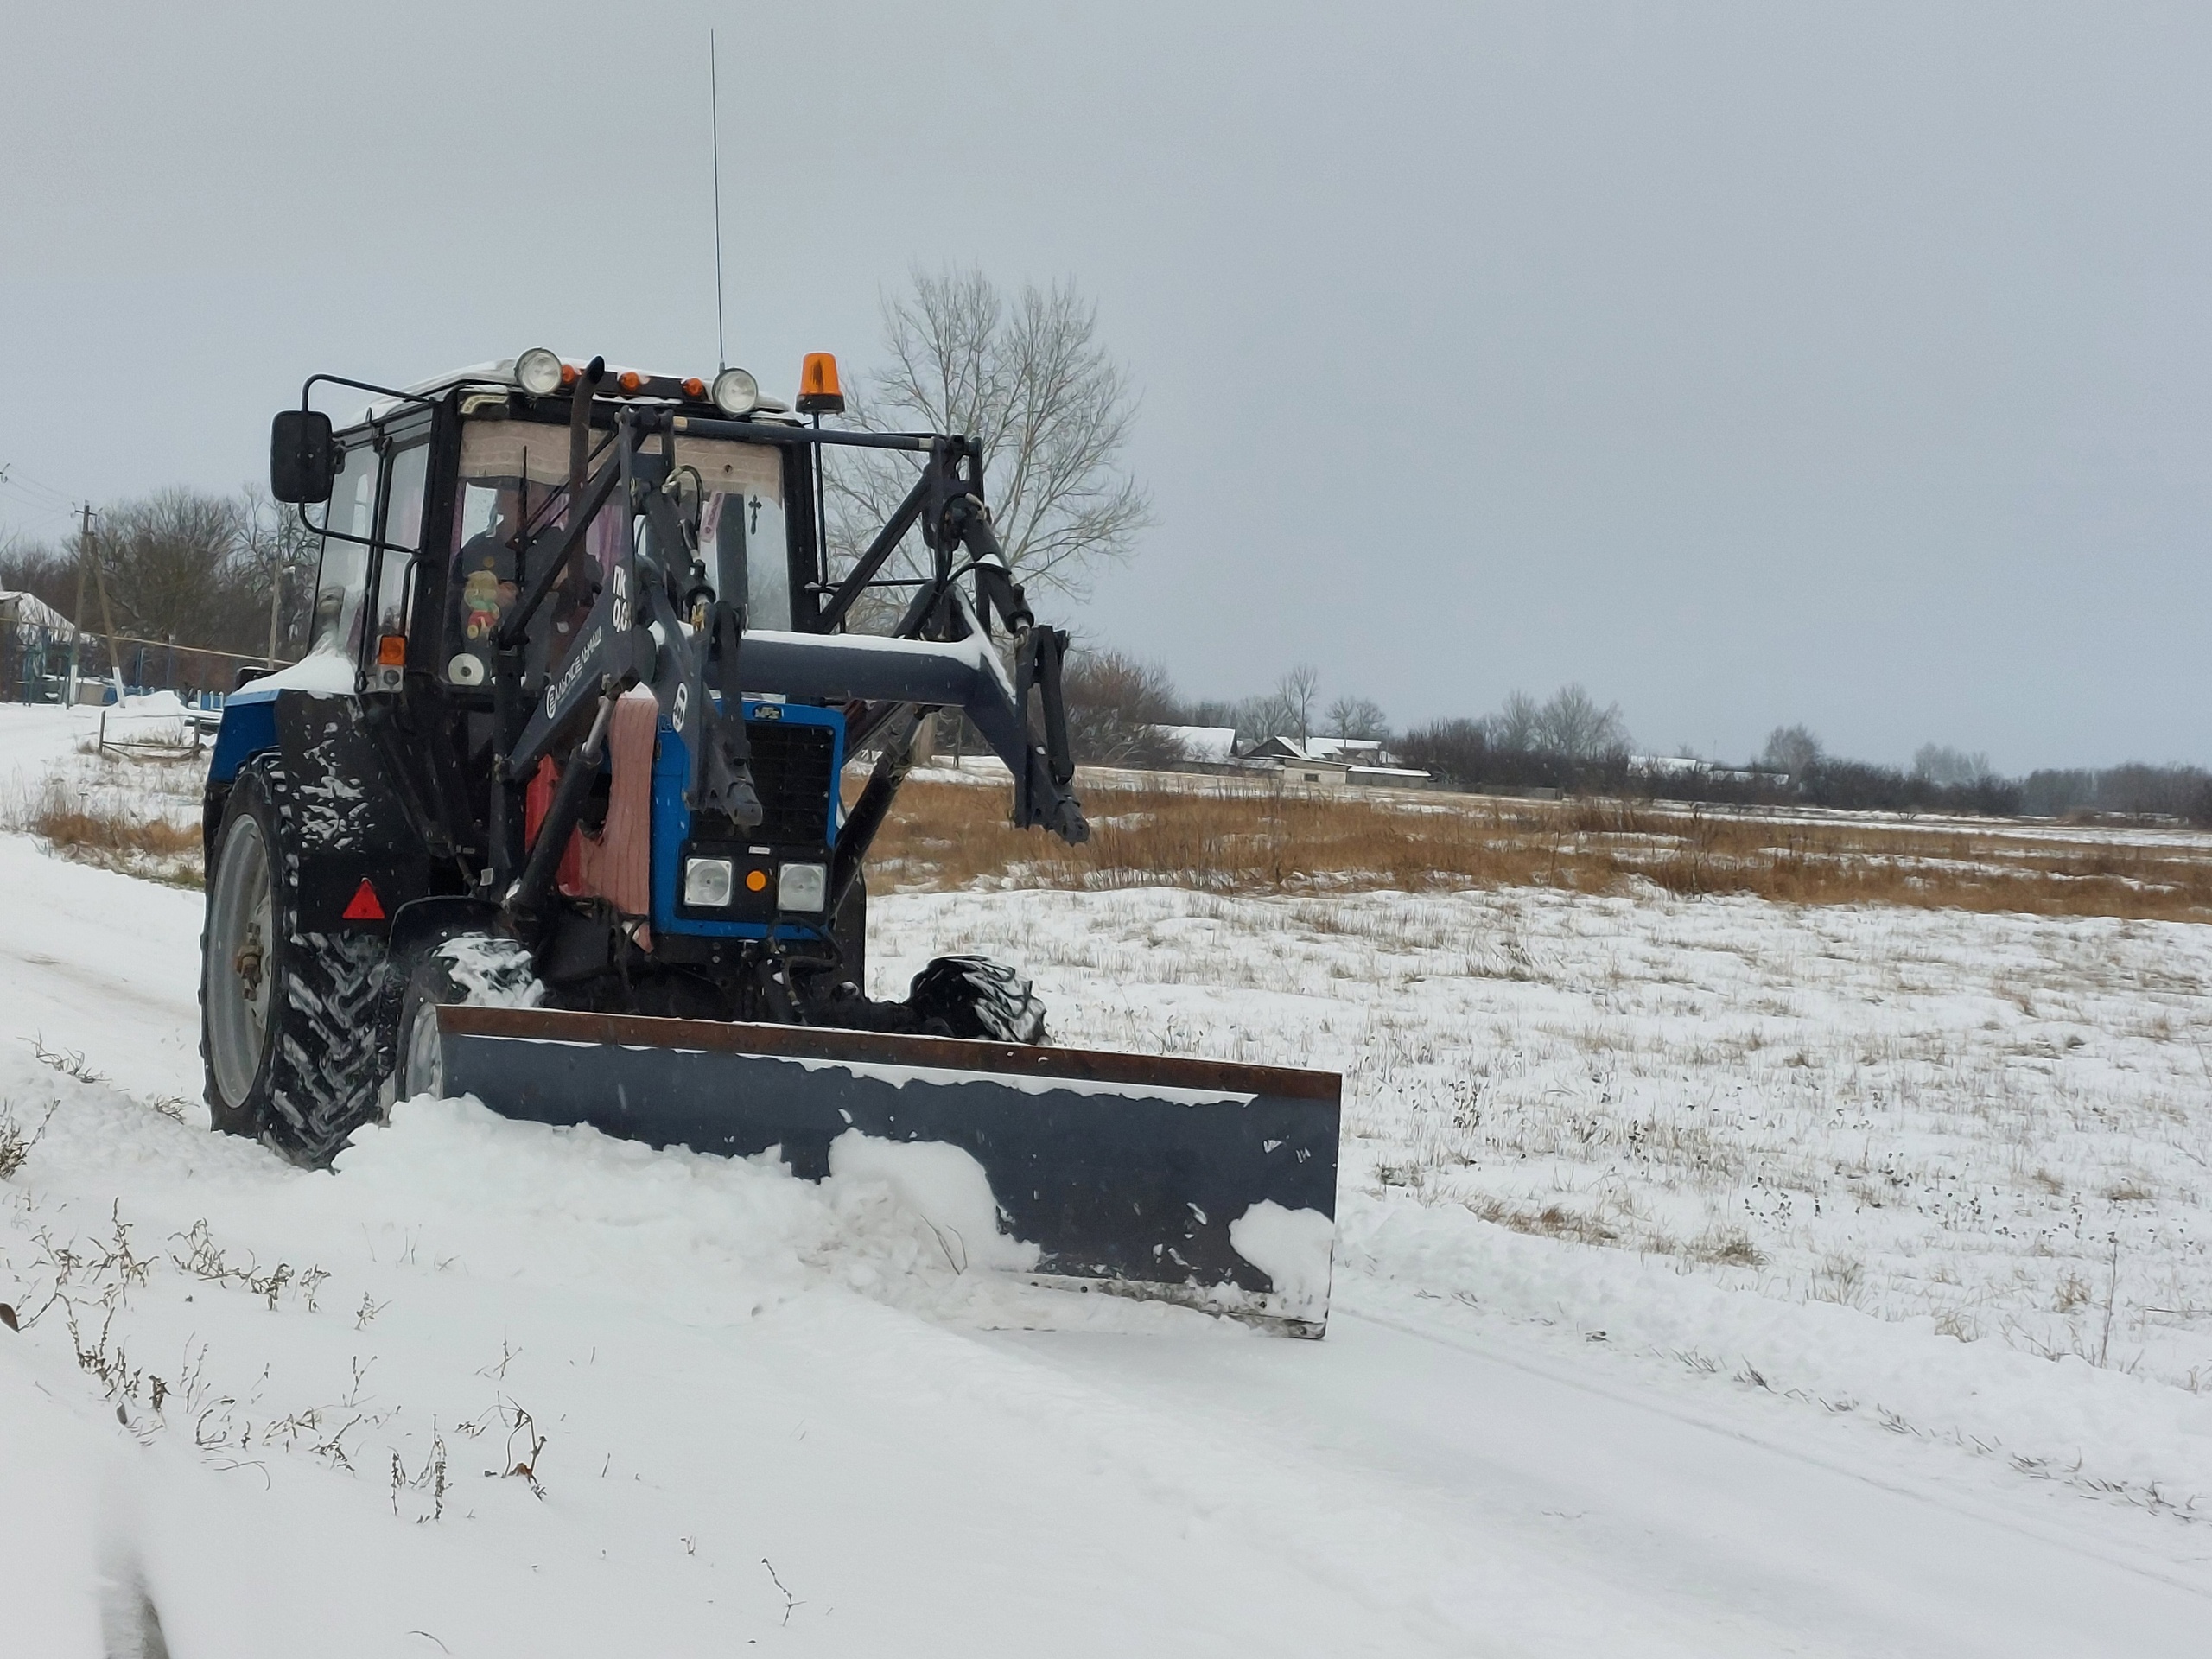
0, 461, 79, 512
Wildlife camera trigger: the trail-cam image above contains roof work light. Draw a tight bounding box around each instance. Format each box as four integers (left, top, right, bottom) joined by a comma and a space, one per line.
514, 347, 566, 397
797, 353, 845, 415
711, 366, 760, 416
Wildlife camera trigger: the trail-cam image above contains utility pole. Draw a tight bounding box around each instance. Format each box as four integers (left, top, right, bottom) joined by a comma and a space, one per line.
69, 504, 91, 703
80, 505, 125, 702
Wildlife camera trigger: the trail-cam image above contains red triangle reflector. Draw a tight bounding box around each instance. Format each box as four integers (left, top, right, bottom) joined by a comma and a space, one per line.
342, 878, 385, 922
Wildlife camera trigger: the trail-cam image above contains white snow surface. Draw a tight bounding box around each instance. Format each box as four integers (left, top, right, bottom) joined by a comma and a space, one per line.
826, 1129, 1040, 1273
1228, 1199, 1336, 1319
5, 700, 2212, 1650
234, 644, 358, 698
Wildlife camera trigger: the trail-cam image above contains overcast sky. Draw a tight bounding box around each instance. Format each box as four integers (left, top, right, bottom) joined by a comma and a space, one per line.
4, 3, 2209, 770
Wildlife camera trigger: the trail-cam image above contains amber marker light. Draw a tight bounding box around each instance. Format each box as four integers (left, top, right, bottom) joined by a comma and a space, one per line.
617, 370, 645, 394
376, 634, 406, 667
682, 377, 706, 398
797, 352, 845, 415
745, 869, 769, 893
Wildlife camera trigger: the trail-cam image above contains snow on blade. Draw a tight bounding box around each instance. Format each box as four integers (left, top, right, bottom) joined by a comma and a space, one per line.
785, 1049, 1255, 1104
827, 1128, 1041, 1273
1229, 1199, 1335, 1319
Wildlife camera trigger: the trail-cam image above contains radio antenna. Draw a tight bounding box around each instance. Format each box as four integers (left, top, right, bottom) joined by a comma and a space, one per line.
710, 28, 728, 370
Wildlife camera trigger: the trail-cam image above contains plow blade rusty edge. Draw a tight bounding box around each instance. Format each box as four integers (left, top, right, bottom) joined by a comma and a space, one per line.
435, 1007, 1344, 1335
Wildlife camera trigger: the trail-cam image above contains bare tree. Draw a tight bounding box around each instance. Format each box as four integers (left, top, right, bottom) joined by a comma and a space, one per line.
0, 533, 73, 616
1762, 724, 1822, 779
1395, 717, 1490, 787
1533, 684, 1630, 760
1486, 690, 1541, 753
1277, 663, 1321, 745
237, 486, 321, 661
1232, 690, 1298, 747
826, 266, 1154, 608
98, 489, 249, 648
1912, 743, 1992, 786
1060, 647, 1189, 767
1324, 694, 1390, 741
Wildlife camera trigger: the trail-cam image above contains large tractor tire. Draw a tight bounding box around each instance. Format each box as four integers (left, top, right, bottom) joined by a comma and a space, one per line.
200, 756, 388, 1166
906, 955, 1049, 1046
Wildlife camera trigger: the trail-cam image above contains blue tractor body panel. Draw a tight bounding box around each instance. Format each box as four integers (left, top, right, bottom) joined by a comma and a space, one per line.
207, 682, 283, 783
651, 698, 845, 942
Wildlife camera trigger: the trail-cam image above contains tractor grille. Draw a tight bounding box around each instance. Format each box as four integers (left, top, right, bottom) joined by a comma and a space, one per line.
745, 718, 837, 846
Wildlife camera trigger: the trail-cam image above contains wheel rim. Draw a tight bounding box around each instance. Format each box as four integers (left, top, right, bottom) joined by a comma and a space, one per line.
401, 996, 444, 1100
206, 813, 275, 1108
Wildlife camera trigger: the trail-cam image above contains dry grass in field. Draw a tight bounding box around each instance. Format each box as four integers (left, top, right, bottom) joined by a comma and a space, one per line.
12, 778, 202, 887
864, 777, 2212, 922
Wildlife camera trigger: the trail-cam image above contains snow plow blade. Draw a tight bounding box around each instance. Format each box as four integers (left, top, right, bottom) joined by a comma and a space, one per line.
435, 1006, 1343, 1335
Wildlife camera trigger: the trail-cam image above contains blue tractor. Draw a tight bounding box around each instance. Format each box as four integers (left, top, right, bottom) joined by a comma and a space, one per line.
198, 350, 1342, 1333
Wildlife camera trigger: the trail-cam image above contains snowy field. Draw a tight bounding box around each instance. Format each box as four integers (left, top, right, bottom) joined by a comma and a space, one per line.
3, 701, 2212, 1654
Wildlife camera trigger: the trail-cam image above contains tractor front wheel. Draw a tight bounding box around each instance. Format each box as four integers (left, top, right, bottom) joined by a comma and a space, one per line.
906, 955, 1049, 1045
391, 935, 540, 1103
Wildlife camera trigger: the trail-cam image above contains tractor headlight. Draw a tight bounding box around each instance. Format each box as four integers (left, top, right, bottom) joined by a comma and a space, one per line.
777, 861, 828, 912
711, 366, 759, 416
515, 347, 566, 397
683, 856, 734, 908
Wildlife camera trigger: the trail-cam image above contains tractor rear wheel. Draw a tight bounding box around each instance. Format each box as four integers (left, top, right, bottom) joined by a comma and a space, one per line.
200, 757, 388, 1166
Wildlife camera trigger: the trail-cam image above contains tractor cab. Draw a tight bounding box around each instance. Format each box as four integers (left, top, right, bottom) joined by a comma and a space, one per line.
286, 358, 817, 708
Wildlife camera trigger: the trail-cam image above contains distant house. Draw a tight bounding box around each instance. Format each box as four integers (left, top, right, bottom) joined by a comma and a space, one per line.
0, 591, 80, 705
1243, 735, 1395, 766
1147, 724, 1240, 764
1240, 735, 1431, 789
1, 590, 78, 641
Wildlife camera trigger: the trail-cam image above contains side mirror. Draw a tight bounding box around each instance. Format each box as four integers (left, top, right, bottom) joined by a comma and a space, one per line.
270, 410, 335, 505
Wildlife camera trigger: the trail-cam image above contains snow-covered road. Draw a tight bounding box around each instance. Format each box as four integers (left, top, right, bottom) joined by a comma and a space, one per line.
1005, 1303, 2212, 1654
3, 723, 2210, 1651
0, 835, 205, 1103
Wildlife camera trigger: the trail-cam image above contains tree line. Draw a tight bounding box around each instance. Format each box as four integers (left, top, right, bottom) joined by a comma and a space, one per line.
0, 488, 318, 690
1058, 646, 2212, 824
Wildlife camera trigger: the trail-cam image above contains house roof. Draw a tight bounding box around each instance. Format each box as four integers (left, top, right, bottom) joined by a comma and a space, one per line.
0, 591, 77, 639
1244, 734, 1399, 766
1147, 723, 1239, 761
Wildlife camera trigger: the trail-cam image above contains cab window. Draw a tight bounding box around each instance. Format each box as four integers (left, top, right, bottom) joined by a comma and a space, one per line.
306, 443, 378, 660
370, 442, 429, 645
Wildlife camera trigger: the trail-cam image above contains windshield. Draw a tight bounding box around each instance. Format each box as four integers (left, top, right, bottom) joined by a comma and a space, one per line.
444, 419, 789, 687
